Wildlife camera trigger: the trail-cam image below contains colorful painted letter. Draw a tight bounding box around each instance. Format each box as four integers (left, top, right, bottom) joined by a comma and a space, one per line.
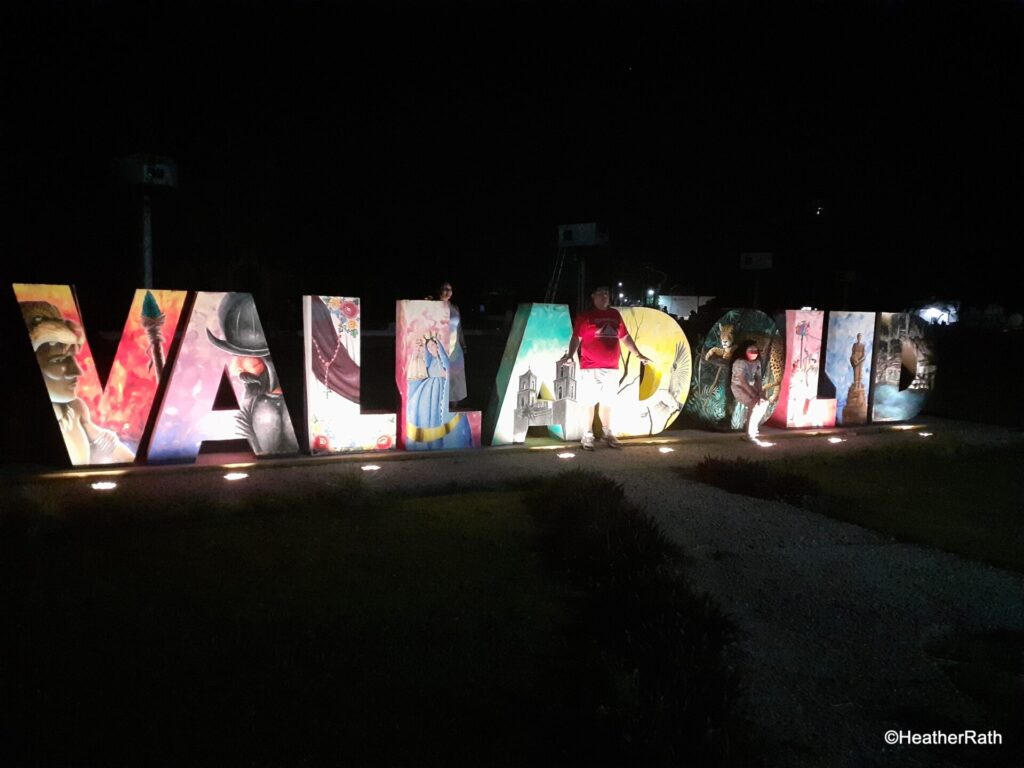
302, 295, 396, 453
869, 312, 936, 422
684, 309, 784, 430
13, 283, 187, 466
769, 309, 837, 428
148, 291, 299, 462
484, 303, 576, 444
824, 311, 876, 426
613, 308, 692, 437
396, 300, 481, 450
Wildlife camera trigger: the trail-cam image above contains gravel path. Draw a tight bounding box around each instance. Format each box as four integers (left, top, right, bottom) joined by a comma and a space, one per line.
9, 417, 1024, 766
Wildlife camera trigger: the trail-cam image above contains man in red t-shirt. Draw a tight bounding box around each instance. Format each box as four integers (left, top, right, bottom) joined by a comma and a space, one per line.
558, 286, 651, 450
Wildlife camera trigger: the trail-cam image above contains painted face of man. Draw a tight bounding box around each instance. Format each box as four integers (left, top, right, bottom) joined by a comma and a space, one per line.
744, 345, 760, 362
439, 284, 453, 301
37, 342, 82, 403
591, 289, 611, 311
230, 356, 267, 379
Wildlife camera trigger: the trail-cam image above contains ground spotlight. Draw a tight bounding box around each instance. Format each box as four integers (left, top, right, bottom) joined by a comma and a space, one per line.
658, 447, 675, 454
361, 464, 381, 471
90, 481, 117, 491
557, 452, 575, 459
919, 432, 933, 438
223, 472, 249, 481
827, 437, 845, 444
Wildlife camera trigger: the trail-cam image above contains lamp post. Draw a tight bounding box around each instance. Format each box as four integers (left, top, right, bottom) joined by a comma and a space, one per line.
117, 154, 178, 288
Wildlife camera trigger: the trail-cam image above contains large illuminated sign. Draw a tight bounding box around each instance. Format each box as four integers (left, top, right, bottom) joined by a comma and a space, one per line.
12, 285, 939, 466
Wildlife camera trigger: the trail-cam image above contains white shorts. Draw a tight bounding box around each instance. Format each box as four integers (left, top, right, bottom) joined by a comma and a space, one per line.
577, 367, 620, 406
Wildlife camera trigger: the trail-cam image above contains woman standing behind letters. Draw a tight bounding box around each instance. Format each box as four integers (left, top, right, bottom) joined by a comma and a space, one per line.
437, 282, 467, 404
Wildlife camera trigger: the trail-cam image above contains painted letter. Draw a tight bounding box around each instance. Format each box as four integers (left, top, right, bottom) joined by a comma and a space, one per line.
684, 308, 784, 430
824, 311, 876, 426
484, 303, 576, 444
769, 309, 836, 428
149, 291, 299, 462
869, 312, 935, 422
396, 300, 480, 450
13, 283, 187, 466
302, 295, 396, 453
612, 307, 692, 437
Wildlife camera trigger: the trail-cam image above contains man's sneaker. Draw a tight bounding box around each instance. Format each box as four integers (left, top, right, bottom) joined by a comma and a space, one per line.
604, 432, 623, 449
580, 432, 596, 451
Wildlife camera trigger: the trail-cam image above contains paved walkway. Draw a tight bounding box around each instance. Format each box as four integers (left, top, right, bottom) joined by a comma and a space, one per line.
7, 417, 1024, 767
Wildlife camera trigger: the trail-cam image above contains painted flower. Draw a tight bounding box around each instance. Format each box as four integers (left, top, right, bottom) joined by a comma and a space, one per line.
312, 435, 329, 452
375, 434, 394, 450
340, 301, 359, 320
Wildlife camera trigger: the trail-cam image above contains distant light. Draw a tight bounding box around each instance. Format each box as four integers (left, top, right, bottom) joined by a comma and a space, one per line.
223, 472, 249, 481
919, 432, 933, 438
918, 306, 955, 325
827, 437, 845, 444
815, 206, 823, 215
91, 481, 117, 491
647, 288, 655, 296
617, 281, 622, 287
658, 447, 675, 454
361, 464, 381, 471
557, 452, 575, 459
800, 306, 813, 311
618, 292, 624, 299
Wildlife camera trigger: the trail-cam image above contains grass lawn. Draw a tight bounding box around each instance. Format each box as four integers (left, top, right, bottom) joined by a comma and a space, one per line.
702, 435, 1024, 572
1, 484, 587, 767
1, 473, 744, 767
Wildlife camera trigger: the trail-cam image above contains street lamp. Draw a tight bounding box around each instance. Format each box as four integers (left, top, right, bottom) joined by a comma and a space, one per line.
116, 154, 178, 288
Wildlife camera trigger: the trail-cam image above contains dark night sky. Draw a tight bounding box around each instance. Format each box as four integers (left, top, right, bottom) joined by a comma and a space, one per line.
2, 0, 1022, 328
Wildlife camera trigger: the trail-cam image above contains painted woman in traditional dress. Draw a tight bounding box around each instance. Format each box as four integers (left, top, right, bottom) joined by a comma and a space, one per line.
405, 335, 470, 449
